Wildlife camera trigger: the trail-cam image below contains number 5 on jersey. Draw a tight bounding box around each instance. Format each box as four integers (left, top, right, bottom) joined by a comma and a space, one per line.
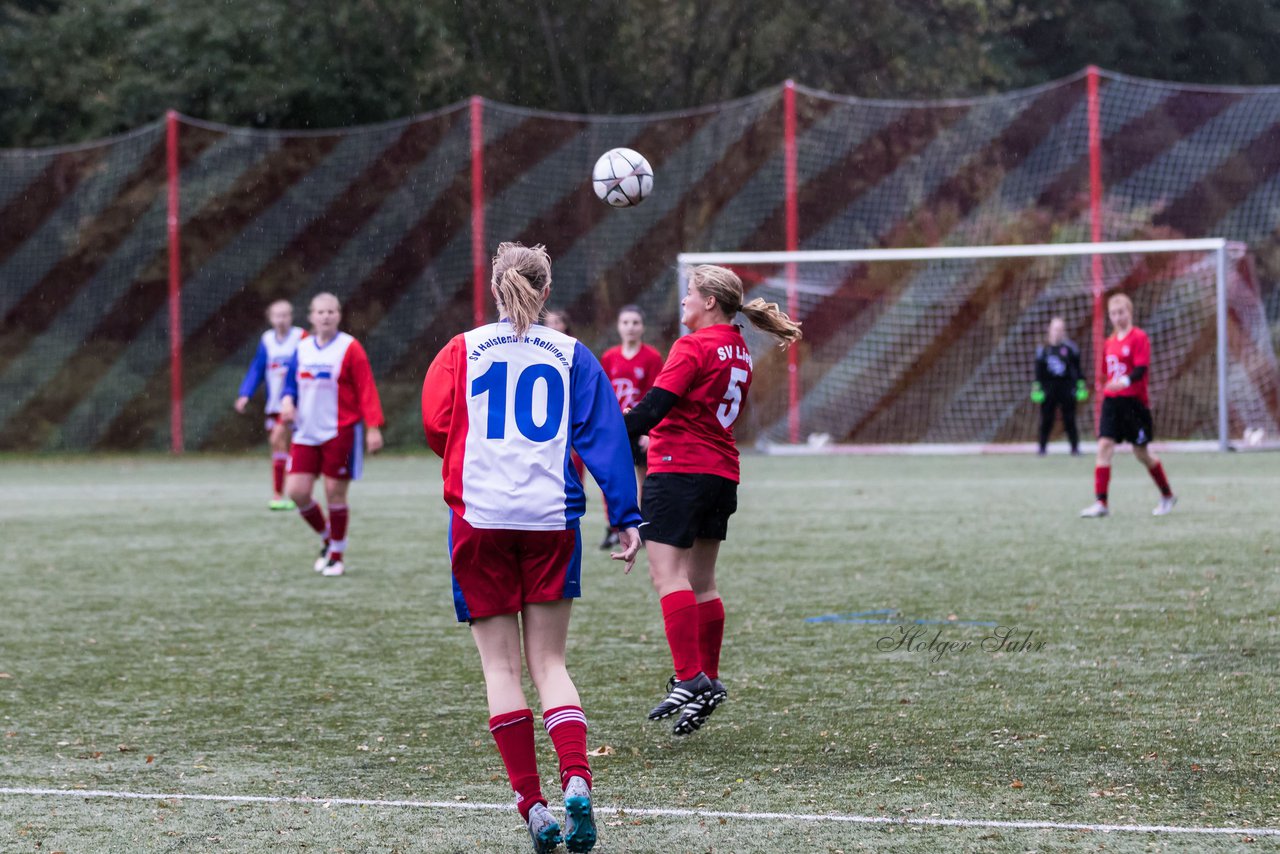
717, 367, 749, 428
471, 361, 566, 442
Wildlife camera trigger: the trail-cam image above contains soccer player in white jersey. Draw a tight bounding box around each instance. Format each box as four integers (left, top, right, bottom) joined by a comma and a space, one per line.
234, 300, 305, 510
423, 243, 641, 854
279, 293, 384, 577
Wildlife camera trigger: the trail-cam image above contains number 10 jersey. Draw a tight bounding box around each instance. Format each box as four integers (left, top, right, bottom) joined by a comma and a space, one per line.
422, 322, 643, 532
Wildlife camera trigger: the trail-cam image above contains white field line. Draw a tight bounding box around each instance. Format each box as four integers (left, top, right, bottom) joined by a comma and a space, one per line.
1, 787, 1276, 837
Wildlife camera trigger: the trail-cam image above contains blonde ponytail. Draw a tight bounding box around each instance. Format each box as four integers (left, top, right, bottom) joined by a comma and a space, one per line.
690, 264, 803, 349
492, 242, 552, 337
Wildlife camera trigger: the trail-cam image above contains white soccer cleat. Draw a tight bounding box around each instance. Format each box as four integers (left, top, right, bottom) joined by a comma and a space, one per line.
1079, 501, 1110, 518
1152, 495, 1177, 516
320, 559, 345, 577
313, 543, 331, 572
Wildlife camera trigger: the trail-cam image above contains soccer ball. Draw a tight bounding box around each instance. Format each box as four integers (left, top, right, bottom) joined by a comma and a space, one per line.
1243, 426, 1266, 447
592, 148, 654, 208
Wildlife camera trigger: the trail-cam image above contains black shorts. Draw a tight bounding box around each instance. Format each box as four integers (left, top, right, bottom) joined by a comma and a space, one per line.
1099, 397, 1154, 446
640, 473, 738, 548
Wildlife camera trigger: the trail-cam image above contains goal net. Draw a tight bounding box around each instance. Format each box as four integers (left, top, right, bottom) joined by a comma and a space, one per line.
677, 240, 1280, 451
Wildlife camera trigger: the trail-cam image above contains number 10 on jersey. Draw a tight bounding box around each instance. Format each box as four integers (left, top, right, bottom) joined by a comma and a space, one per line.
471, 361, 566, 442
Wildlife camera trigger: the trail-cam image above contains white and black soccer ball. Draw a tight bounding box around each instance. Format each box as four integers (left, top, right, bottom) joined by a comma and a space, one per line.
592, 148, 654, 208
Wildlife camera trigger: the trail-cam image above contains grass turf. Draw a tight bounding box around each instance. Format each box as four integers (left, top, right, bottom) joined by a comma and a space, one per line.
0, 451, 1277, 852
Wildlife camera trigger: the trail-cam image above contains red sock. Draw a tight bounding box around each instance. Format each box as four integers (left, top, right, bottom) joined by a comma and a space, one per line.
298, 501, 328, 536
1148, 462, 1172, 497
696, 598, 725, 680
1094, 466, 1111, 503
660, 590, 701, 681
328, 504, 349, 561
543, 705, 590, 790
489, 710, 545, 821
271, 453, 288, 496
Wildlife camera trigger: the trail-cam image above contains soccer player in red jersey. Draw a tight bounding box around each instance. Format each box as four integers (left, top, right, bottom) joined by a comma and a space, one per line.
1080, 293, 1176, 518
423, 243, 641, 853
234, 300, 305, 509
278, 293, 384, 576
597, 305, 664, 549
624, 265, 802, 735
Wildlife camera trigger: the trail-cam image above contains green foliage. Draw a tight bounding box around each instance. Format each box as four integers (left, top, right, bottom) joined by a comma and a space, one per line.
3, 0, 1280, 146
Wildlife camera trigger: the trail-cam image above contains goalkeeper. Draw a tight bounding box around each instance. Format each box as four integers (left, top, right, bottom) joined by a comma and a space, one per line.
1031, 317, 1085, 455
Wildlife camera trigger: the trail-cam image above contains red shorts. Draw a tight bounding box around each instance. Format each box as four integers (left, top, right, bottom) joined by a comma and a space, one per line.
288, 424, 363, 480
264, 414, 282, 432
448, 513, 583, 622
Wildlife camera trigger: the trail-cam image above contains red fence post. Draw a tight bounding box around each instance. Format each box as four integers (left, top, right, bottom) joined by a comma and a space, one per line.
471, 96, 487, 328
166, 110, 184, 454
1087, 67, 1105, 430
783, 80, 800, 443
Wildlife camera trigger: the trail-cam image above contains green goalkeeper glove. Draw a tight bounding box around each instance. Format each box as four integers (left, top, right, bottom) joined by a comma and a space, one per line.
1075, 379, 1089, 402
1030, 382, 1045, 405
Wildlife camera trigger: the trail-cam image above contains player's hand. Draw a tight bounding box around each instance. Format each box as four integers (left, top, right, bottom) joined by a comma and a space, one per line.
279, 399, 296, 424
1030, 382, 1045, 405
234, 396, 249, 413
611, 527, 641, 574
366, 427, 384, 454
637, 434, 650, 451
1075, 380, 1089, 402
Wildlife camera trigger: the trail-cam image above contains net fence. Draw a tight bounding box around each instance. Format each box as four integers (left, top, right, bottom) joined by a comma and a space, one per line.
1, 69, 1278, 450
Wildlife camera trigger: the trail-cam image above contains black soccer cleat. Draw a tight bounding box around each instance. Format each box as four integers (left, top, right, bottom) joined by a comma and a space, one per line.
673, 678, 727, 736
647, 672, 713, 721
598, 529, 620, 550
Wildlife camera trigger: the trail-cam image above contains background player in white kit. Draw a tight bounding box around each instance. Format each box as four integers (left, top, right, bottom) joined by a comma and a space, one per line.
234, 299, 305, 509
279, 293, 384, 576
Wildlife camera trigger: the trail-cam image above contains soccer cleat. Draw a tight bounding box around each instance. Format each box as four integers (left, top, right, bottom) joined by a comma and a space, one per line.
313, 542, 331, 572
562, 775, 596, 853
672, 678, 727, 736
1152, 495, 1177, 516
1079, 501, 1110, 518
647, 672, 713, 721
268, 498, 296, 511
525, 802, 562, 854
598, 529, 619, 550
319, 559, 345, 577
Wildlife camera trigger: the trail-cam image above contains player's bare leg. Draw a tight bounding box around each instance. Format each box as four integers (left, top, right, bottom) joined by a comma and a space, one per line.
472, 614, 559, 851
524, 601, 595, 852
645, 542, 713, 721
268, 421, 293, 509
1081, 438, 1114, 517
1133, 444, 1176, 515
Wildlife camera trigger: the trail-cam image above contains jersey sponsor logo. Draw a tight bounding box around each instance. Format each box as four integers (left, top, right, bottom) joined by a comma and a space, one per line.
299, 369, 333, 380
611, 377, 640, 408
1105, 354, 1128, 381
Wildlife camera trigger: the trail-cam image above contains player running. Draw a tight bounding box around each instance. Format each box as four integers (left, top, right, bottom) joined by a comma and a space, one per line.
234, 300, 305, 509
1080, 293, 1176, 518
624, 265, 801, 736
423, 242, 641, 853
597, 304, 664, 549
1032, 316, 1086, 456
278, 293, 384, 576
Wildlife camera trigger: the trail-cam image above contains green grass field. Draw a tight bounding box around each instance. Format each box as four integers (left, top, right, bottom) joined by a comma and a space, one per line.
1, 452, 1277, 853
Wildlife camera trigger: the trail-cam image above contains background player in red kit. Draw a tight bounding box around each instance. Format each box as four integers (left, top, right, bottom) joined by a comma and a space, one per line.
279, 293, 384, 576
1080, 293, 1176, 518
423, 243, 641, 853
597, 304, 664, 549
625, 265, 801, 735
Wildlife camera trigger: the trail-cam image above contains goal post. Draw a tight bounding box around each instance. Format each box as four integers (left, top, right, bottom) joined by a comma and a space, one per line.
676, 239, 1280, 453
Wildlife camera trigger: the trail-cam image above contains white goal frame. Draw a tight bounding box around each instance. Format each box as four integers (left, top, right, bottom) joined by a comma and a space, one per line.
677, 238, 1233, 451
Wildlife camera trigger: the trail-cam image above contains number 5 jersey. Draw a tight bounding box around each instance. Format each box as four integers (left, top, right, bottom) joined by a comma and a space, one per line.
422, 322, 643, 532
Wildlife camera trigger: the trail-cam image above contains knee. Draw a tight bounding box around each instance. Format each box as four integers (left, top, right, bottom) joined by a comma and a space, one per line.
526, 657, 567, 691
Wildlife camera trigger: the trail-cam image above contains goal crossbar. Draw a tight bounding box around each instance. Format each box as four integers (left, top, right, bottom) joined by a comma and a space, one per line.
677, 239, 1236, 452
676, 238, 1229, 267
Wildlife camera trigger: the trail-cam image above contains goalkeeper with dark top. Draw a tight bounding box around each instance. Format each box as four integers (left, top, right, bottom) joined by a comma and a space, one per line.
1031, 317, 1086, 456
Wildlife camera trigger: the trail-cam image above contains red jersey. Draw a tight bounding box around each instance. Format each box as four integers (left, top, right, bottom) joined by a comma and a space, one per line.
647, 324, 752, 482
600, 343, 664, 410
1103, 326, 1150, 406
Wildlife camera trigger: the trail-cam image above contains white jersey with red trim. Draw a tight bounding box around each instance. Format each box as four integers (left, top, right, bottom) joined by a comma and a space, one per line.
290, 333, 355, 446
422, 322, 643, 532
